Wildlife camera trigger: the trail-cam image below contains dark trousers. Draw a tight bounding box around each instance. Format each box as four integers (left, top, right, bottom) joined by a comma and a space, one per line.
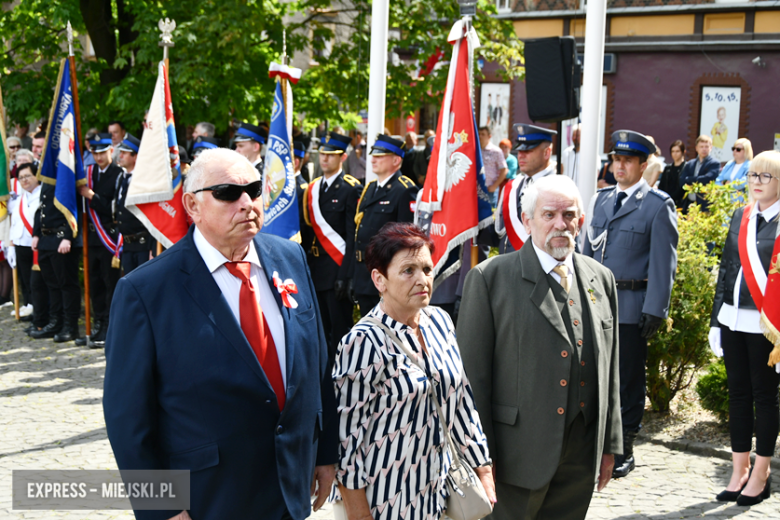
38, 248, 81, 324
489, 414, 597, 520
356, 293, 380, 318
16, 246, 33, 305
619, 324, 648, 432
89, 247, 121, 321
121, 250, 151, 275
316, 289, 354, 359
722, 327, 780, 456
30, 268, 49, 328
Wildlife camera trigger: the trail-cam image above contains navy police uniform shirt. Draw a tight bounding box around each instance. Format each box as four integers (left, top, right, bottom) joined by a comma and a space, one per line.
583, 180, 678, 324
353, 171, 418, 296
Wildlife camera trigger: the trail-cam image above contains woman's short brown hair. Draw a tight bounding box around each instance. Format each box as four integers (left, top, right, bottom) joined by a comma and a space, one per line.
366, 222, 435, 277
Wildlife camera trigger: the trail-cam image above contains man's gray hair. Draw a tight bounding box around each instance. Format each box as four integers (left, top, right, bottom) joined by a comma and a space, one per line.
195, 122, 216, 138
7, 136, 21, 147
521, 175, 584, 219
184, 148, 258, 194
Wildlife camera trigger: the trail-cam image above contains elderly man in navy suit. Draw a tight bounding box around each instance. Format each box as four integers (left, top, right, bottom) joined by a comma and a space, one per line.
103, 148, 338, 520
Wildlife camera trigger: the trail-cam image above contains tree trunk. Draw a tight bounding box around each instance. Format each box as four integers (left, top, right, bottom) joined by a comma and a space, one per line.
79, 0, 134, 86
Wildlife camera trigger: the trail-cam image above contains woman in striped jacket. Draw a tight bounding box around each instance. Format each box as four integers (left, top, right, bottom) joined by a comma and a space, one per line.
333, 222, 495, 520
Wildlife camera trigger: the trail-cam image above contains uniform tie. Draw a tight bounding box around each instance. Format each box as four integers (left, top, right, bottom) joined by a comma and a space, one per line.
552, 264, 571, 293
224, 261, 285, 410
614, 191, 628, 213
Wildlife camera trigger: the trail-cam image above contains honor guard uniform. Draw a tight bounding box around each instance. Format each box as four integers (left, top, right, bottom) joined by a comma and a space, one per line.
31, 173, 83, 343
353, 134, 419, 315
78, 133, 123, 346
495, 123, 557, 254
113, 135, 154, 275
234, 122, 268, 177
191, 136, 220, 159
301, 132, 361, 357
583, 130, 678, 478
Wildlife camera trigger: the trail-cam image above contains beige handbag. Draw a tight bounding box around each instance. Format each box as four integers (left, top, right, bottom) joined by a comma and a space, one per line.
360, 316, 493, 520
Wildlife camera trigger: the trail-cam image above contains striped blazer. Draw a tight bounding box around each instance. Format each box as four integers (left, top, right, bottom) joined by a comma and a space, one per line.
333, 305, 491, 520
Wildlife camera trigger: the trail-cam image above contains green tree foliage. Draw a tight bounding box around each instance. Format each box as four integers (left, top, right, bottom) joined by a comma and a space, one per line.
1, 0, 522, 136
646, 184, 742, 412
696, 359, 730, 424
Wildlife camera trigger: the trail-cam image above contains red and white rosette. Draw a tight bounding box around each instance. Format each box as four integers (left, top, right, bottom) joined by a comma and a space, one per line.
272, 271, 299, 309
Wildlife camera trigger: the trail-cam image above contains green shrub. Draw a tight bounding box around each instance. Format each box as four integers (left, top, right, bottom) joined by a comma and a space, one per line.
696, 360, 730, 424
646, 183, 741, 412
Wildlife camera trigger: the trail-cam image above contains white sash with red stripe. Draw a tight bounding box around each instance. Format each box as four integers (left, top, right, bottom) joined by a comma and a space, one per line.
87, 165, 123, 260
495, 177, 528, 251
307, 177, 345, 265
18, 190, 40, 268
738, 203, 768, 310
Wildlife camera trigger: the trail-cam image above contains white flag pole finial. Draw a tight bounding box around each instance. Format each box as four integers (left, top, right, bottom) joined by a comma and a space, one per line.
67, 21, 74, 57
158, 18, 176, 61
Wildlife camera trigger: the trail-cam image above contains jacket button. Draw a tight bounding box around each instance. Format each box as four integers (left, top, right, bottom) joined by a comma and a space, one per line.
276, 425, 284, 435
580, 402, 585, 408
581, 361, 586, 366
609, 226, 613, 231
569, 300, 574, 306
557, 407, 564, 415
580, 381, 586, 387
573, 320, 580, 326
561, 350, 569, 358
577, 340, 583, 346
560, 379, 567, 387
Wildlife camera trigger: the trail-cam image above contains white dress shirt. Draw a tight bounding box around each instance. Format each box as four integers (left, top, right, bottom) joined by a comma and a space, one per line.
615, 178, 646, 201
9, 185, 41, 247
193, 227, 286, 384
718, 199, 780, 333
321, 170, 341, 191
532, 241, 575, 286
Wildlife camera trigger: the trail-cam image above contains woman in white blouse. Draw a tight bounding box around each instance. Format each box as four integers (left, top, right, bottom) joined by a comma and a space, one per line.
9, 162, 41, 321
333, 222, 495, 520
709, 150, 780, 506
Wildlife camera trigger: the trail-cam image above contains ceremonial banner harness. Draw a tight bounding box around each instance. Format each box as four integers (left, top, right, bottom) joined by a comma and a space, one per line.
87, 165, 123, 268
305, 177, 346, 265
17, 187, 40, 271
496, 177, 529, 251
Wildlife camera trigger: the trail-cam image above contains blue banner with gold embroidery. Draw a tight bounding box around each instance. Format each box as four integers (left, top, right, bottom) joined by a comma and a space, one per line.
38, 59, 85, 237
261, 78, 300, 241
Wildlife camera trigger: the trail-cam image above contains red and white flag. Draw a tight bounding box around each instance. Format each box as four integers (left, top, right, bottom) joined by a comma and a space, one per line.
415, 20, 493, 283
125, 61, 188, 248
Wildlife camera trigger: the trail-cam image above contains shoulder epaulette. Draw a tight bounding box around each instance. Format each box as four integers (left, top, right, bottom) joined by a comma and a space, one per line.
343, 174, 361, 187
300, 182, 309, 190
398, 175, 416, 189
649, 187, 671, 200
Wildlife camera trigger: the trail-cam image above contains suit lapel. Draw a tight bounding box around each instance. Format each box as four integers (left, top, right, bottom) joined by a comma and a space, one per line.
519, 244, 570, 344
572, 255, 604, 362
178, 229, 275, 393
253, 234, 295, 381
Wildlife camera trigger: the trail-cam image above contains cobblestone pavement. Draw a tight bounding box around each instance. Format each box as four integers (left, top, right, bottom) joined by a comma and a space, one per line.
0, 315, 777, 519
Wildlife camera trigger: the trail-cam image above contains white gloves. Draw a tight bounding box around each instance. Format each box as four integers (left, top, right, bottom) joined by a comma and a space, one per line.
5, 246, 15, 270
709, 327, 723, 357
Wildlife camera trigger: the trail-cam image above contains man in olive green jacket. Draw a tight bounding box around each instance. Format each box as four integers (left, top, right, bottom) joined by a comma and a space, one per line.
457, 175, 622, 520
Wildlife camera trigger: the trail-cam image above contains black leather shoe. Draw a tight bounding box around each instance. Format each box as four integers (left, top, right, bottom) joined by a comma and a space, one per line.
737, 474, 772, 506
92, 323, 108, 344
53, 329, 79, 343
30, 322, 62, 339
20, 314, 33, 322
24, 325, 35, 334
89, 340, 105, 350
613, 455, 636, 478
717, 472, 750, 502
74, 337, 88, 347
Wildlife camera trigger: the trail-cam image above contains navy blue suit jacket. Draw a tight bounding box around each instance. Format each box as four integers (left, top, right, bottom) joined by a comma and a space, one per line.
679, 155, 721, 210
103, 226, 338, 520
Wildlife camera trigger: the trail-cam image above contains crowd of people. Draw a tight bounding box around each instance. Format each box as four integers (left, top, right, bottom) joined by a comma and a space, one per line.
2, 114, 778, 520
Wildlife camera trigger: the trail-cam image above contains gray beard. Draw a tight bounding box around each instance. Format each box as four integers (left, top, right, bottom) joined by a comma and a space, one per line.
545, 230, 576, 259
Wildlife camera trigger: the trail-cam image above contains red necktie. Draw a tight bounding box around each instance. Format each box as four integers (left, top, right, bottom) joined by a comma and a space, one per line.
225, 262, 286, 410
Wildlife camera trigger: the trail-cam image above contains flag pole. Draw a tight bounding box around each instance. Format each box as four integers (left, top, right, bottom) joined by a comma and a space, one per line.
462, 13, 479, 270
12, 266, 19, 320
67, 22, 91, 343
157, 19, 176, 258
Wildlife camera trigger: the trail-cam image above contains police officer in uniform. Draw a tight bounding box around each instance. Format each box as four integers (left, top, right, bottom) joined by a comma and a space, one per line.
583, 130, 678, 478
234, 122, 268, 176
353, 134, 419, 316
113, 134, 154, 275
191, 136, 220, 160
77, 133, 123, 347
301, 132, 361, 357
495, 124, 558, 254
30, 171, 83, 343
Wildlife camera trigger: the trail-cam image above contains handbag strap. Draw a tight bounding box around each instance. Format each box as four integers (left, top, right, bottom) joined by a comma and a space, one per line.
359, 315, 464, 469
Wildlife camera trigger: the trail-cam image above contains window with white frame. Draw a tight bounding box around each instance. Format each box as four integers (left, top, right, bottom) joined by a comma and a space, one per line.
496, 0, 511, 12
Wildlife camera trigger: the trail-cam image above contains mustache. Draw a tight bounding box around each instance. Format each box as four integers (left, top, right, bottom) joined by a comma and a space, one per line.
545, 230, 575, 247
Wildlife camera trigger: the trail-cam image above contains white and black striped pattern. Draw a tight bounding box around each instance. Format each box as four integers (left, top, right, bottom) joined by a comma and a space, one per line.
333, 305, 491, 520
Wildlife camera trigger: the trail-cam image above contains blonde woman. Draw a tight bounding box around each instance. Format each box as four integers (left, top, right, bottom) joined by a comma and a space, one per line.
716, 138, 753, 197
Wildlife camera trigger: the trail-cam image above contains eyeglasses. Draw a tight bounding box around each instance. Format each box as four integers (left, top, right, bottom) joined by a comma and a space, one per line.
731, 147, 743, 152
747, 172, 777, 185
18, 174, 35, 181
192, 181, 262, 201
8, 145, 20, 150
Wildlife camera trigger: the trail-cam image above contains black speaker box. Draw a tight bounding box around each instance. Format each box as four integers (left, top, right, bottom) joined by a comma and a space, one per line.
524, 36, 581, 123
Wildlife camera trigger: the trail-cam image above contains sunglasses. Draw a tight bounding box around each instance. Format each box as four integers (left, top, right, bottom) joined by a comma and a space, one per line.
8, 145, 20, 150
192, 181, 262, 201
731, 147, 743, 152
